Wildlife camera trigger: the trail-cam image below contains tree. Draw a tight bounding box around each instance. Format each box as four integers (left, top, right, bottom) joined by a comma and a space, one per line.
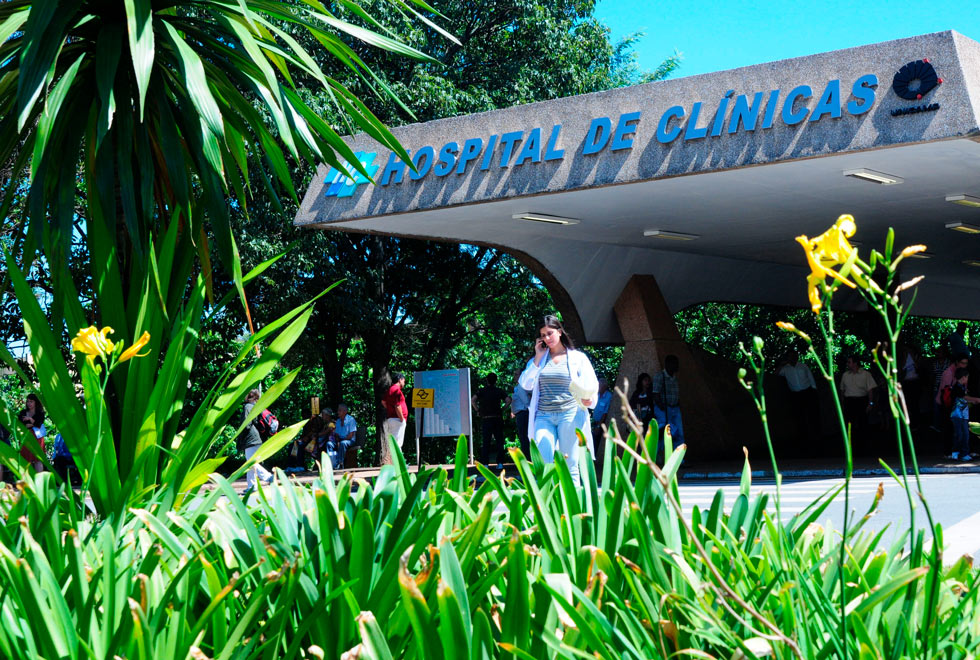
0, 0, 440, 513
221, 0, 673, 464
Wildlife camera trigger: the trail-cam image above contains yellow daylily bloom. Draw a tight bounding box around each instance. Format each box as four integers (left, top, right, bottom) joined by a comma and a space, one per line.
71, 326, 115, 362
901, 244, 927, 258
796, 214, 861, 313
775, 321, 811, 343
118, 331, 151, 363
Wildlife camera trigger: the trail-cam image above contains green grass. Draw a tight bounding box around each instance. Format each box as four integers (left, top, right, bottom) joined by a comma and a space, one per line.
1, 425, 976, 659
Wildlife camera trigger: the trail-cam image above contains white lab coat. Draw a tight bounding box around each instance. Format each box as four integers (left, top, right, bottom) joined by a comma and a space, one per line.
519, 348, 599, 455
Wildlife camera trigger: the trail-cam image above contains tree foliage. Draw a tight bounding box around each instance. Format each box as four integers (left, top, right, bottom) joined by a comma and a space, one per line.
202, 0, 665, 464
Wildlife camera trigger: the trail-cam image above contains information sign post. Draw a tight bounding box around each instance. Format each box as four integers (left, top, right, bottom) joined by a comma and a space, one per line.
412, 369, 473, 466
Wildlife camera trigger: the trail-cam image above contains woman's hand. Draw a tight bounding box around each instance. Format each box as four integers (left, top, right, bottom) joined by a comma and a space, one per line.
533, 337, 547, 361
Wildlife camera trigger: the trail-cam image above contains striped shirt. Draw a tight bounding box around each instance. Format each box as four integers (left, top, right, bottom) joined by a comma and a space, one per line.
537, 357, 576, 412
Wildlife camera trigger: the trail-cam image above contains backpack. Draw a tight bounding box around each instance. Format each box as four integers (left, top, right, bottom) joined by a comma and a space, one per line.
941, 385, 955, 409
254, 409, 279, 438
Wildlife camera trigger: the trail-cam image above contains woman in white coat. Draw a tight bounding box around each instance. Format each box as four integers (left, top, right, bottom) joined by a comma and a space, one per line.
519, 315, 598, 486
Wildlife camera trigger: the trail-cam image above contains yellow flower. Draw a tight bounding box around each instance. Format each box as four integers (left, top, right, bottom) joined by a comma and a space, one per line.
118, 331, 151, 363
775, 321, 812, 343
796, 214, 860, 313
901, 244, 927, 258
71, 326, 115, 362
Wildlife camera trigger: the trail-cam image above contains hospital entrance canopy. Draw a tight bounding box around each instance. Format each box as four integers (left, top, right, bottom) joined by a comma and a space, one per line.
296, 31, 980, 344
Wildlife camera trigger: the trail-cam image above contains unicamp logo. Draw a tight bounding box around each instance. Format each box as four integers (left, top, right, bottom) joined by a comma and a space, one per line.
323, 151, 379, 198
890, 59, 942, 116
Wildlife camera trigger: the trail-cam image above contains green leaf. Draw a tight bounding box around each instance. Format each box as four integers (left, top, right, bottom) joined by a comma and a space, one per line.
123, 0, 155, 119
32, 53, 85, 178
161, 21, 224, 141
357, 612, 395, 660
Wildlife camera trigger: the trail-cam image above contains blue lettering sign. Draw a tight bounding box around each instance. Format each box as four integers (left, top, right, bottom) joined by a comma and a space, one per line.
684, 102, 709, 140
515, 127, 542, 166
498, 131, 523, 167
410, 146, 435, 180
728, 92, 764, 133
782, 85, 812, 125
362, 72, 882, 191
847, 74, 877, 115
612, 112, 642, 150
583, 117, 612, 155
434, 142, 458, 176
761, 89, 781, 129
381, 151, 406, 185
810, 80, 842, 122
480, 135, 499, 170
456, 138, 483, 174
544, 124, 565, 160
711, 91, 733, 137
657, 106, 685, 143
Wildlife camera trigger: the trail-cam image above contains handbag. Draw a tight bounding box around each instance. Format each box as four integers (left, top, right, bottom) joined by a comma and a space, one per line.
566, 352, 597, 409
304, 438, 318, 454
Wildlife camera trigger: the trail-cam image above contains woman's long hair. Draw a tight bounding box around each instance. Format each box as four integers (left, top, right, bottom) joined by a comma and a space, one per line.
540, 314, 574, 350
24, 393, 45, 426
636, 372, 652, 392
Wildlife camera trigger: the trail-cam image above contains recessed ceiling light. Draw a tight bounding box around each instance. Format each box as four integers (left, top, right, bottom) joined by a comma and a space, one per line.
945, 222, 980, 234
946, 194, 980, 208
843, 168, 904, 185
512, 212, 580, 225
964, 260, 980, 267
643, 230, 700, 241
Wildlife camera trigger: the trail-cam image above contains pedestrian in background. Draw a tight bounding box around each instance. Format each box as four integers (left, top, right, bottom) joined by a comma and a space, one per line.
240, 389, 273, 490
840, 356, 877, 456
948, 367, 979, 462
591, 377, 613, 461
18, 393, 46, 471
519, 314, 598, 487
510, 372, 532, 458
779, 350, 819, 453
473, 373, 509, 469
652, 355, 685, 461
629, 373, 654, 434
383, 371, 409, 450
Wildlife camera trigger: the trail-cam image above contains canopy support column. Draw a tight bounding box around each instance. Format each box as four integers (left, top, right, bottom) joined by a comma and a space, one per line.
611, 275, 729, 461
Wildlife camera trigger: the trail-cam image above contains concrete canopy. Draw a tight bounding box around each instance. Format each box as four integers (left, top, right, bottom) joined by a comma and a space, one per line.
296, 30, 980, 344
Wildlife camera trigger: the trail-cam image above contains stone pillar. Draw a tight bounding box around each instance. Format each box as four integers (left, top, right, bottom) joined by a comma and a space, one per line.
610, 275, 730, 460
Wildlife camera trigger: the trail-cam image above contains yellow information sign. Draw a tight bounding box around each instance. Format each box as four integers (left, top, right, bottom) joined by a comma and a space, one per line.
412, 388, 435, 408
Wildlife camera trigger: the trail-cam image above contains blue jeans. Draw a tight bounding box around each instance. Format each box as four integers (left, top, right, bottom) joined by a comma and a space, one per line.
326, 438, 355, 470
534, 407, 590, 486
653, 405, 684, 455
952, 417, 970, 455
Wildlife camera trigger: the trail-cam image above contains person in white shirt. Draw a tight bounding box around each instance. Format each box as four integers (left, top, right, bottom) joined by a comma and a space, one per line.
840, 355, 877, 456
778, 351, 819, 452
519, 315, 598, 487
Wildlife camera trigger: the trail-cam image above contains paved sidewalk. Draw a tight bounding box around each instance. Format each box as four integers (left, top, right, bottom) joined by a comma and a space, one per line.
676, 454, 980, 480
228, 454, 980, 491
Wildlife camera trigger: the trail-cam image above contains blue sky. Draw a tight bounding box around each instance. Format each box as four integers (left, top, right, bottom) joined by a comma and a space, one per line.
595, 0, 980, 79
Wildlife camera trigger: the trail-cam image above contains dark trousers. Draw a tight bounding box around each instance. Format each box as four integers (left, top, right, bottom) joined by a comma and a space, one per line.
789, 388, 819, 454
843, 396, 870, 456
480, 417, 505, 465
514, 410, 530, 459
900, 378, 922, 427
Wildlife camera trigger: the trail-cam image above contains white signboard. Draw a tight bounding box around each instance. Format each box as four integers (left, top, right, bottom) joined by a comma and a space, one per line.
413, 368, 472, 438
411, 368, 474, 467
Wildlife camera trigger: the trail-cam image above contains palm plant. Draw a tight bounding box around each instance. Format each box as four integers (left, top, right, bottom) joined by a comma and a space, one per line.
0, 0, 445, 516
